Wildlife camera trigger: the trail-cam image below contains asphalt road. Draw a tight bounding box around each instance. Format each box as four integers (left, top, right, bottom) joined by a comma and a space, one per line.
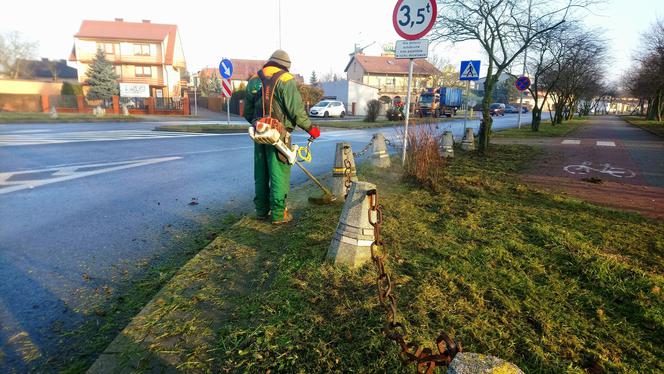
0, 112, 536, 370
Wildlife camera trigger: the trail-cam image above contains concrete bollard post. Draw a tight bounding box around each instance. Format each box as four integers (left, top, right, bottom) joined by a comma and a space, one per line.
327, 181, 376, 268
49, 106, 58, 119
447, 352, 523, 374
331, 142, 358, 199
370, 133, 391, 168
439, 131, 454, 158
461, 128, 475, 151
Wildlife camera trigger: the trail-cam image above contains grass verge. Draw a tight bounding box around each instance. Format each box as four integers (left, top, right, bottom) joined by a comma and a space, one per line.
92, 145, 663, 373
320, 117, 457, 130
623, 116, 664, 138
492, 117, 587, 138
0, 112, 143, 123
154, 124, 248, 133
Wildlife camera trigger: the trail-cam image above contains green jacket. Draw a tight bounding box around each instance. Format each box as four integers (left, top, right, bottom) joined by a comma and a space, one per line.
244, 66, 312, 132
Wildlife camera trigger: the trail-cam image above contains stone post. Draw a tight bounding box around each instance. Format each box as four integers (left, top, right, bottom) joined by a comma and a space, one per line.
327, 181, 376, 268
461, 128, 475, 151
370, 133, 391, 168
439, 131, 454, 158
331, 142, 358, 200
447, 353, 523, 374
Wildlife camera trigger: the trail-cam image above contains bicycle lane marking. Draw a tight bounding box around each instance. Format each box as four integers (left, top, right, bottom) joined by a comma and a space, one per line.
557, 137, 651, 184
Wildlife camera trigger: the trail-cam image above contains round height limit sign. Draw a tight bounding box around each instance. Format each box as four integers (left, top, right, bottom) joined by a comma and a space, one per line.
393, 0, 437, 40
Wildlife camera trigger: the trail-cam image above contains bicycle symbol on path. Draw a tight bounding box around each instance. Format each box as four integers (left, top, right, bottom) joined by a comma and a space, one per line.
563, 161, 635, 178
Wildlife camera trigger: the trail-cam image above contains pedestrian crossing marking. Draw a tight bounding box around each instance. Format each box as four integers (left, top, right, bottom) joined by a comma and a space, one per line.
561, 139, 581, 145
596, 141, 616, 147
0, 130, 222, 147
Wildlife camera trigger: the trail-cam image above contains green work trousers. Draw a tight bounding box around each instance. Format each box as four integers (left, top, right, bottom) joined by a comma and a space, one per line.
254, 143, 291, 221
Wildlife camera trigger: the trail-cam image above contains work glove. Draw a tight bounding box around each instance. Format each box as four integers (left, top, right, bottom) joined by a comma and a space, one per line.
307, 126, 320, 140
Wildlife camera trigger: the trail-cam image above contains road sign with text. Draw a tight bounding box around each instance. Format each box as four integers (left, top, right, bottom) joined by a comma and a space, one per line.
459, 60, 480, 81
393, 0, 437, 40
395, 39, 429, 59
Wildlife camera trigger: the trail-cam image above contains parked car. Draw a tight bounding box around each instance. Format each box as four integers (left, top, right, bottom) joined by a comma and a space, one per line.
508, 103, 529, 113
489, 103, 505, 116
309, 100, 346, 118
504, 105, 518, 113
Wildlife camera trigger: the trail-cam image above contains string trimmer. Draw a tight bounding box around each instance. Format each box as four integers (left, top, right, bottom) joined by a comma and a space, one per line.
249, 123, 337, 205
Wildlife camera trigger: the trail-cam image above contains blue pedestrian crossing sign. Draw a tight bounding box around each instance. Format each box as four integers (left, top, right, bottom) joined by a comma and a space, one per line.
459, 60, 480, 81
219, 58, 233, 79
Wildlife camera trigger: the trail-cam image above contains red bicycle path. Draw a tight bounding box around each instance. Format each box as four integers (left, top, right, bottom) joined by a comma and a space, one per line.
497, 116, 664, 218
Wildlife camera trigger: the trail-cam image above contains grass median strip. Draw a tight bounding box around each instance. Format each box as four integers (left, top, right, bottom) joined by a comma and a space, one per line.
88, 144, 663, 373
492, 117, 587, 138
623, 116, 664, 138
0, 112, 144, 123
154, 124, 248, 133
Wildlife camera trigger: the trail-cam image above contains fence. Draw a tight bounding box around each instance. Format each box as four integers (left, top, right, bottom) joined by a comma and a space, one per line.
0, 94, 189, 116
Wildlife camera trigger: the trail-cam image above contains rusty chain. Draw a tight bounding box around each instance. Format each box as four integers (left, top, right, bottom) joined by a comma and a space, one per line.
366, 189, 460, 373
353, 139, 374, 158
343, 157, 352, 199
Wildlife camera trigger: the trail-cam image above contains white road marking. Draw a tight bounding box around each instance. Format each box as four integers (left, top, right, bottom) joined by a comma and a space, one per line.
0, 156, 181, 195
0, 130, 223, 146
561, 139, 581, 145
563, 161, 635, 178
596, 141, 616, 147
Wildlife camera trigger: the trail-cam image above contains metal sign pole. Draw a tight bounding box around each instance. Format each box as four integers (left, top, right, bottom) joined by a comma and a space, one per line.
517, 0, 532, 129
402, 58, 414, 165
463, 80, 469, 132
226, 94, 230, 125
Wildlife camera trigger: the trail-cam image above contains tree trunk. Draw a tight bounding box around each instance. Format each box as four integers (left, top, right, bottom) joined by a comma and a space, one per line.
647, 97, 656, 120
479, 78, 495, 153
657, 90, 663, 122
531, 107, 542, 131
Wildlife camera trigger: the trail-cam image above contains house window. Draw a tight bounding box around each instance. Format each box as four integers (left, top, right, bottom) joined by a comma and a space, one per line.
97, 43, 115, 54
134, 44, 151, 56
135, 66, 152, 77
115, 66, 122, 77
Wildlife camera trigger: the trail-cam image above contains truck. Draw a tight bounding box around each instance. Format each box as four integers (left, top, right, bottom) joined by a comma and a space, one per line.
416, 87, 463, 118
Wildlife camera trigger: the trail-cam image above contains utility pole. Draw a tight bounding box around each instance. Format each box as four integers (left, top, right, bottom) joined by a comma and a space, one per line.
517, 0, 532, 129
278, 0, 282, 49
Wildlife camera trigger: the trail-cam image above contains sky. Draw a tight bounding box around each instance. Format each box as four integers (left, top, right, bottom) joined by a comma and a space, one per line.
1, 0, 662, 82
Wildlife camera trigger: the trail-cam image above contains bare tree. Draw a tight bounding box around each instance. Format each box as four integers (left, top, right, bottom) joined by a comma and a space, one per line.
432, 0, 590, 152
624, 19, 664, 121
545, 29, 607, 124
0, 31, 38, 79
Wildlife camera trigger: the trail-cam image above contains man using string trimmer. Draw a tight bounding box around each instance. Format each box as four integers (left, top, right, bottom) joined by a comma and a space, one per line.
245, 50, 321, 225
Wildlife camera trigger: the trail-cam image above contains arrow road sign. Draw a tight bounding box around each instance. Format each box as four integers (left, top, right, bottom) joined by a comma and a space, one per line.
459, 60, 480, 81
515, 76, 531, 91
219, 58, 233, 79
221, 78, 232, 98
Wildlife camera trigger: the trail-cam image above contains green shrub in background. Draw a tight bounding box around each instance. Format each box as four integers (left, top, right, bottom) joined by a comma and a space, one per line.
364, 99, 381, 122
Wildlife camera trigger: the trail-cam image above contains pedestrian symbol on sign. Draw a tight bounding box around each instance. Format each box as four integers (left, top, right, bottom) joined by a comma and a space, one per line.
459, 60, 481, 81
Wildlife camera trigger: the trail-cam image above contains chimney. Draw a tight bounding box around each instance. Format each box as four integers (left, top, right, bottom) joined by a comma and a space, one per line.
142, 20, 151, 23
115, 18, 123, 22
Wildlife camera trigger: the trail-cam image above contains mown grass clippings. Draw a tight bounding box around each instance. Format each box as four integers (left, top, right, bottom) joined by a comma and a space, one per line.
492, 117, 587, 138
90, 144, 662, 373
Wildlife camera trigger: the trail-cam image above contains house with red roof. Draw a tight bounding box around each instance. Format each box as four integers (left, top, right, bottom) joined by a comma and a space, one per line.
70, 18, 187, 98
344, 53, 440, 100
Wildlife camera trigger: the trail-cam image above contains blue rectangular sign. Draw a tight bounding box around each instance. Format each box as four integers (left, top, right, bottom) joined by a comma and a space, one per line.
459, 60, 480, 81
